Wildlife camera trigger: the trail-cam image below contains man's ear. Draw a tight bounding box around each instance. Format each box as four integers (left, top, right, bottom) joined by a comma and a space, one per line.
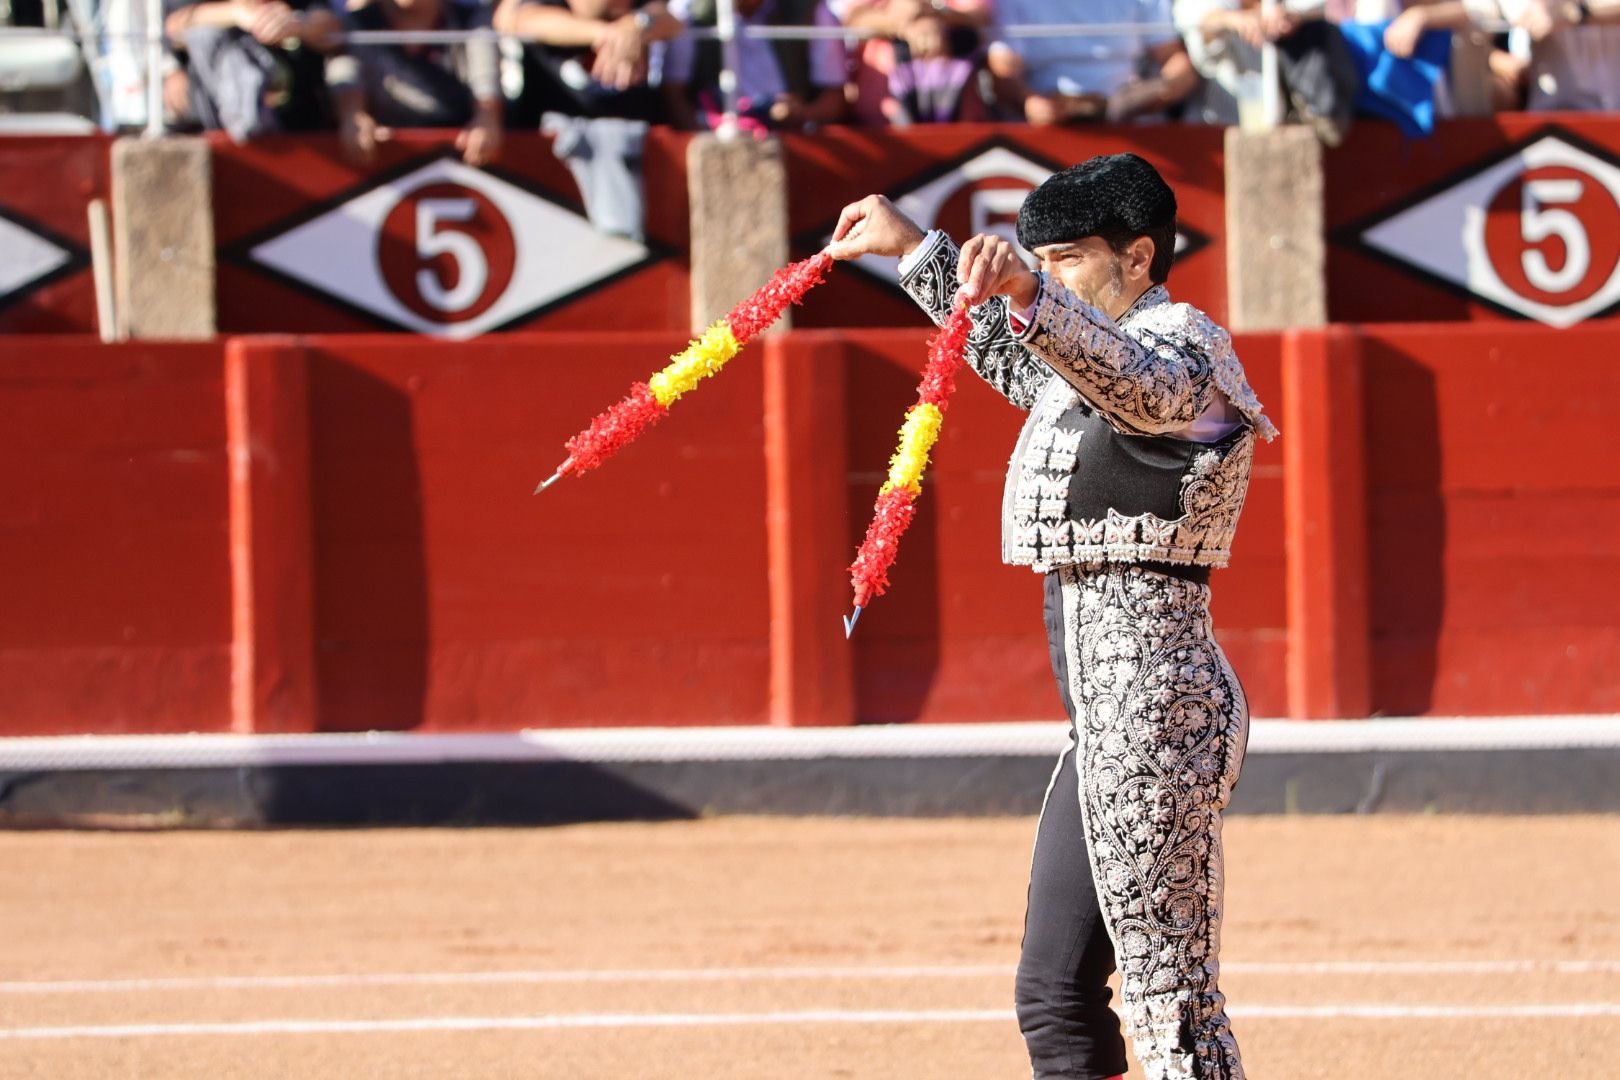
1124, 235, 1156, 283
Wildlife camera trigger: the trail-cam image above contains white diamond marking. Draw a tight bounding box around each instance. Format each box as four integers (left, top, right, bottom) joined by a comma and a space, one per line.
1360, 134, 1620, 328
0, 214, 72, 300
249, 158, 648, 339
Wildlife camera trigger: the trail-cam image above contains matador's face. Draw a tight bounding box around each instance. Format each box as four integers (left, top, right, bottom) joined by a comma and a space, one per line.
1033, 236, 1155, 322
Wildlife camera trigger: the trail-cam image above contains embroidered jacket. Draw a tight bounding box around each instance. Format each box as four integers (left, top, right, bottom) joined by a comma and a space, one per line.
899, 231, 1278, 572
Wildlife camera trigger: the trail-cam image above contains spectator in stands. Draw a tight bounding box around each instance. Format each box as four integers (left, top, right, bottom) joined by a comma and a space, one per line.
1385, 0, 1620, 109
985, 0, 1199, 125
328, 0, 505, 166
1325, 1, 1519, 118
1174, 1, 1359, 143
163, 0, 341, 138
494, 0, 683, 120
831, 0, 995, 125
656, 0, 846, 134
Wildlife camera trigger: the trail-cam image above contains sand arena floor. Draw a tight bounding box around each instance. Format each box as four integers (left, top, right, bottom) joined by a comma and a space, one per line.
1, 816, 1617, 1079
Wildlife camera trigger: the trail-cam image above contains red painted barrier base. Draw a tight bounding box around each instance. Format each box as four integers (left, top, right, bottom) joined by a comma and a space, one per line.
2, 322, 1616, 736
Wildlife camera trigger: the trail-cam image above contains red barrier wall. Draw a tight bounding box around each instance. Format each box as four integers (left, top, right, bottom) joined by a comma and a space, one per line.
1358, 322, 1620, 715
298, 333, 772, 730
0, 339, 232, 734
228, 326, 1286, 733
2, 321, 1615, 736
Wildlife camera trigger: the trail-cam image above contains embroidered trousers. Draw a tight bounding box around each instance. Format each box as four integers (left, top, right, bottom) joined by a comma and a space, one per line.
1018, 564, 1248, 1080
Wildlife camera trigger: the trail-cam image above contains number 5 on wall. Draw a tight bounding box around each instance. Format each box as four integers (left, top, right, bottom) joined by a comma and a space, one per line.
1521, 178, 1589, 294
415, 198, 488, 314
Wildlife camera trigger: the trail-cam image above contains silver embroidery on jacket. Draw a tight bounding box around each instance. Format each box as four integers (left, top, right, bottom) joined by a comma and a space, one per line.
899, 235, 1276, 571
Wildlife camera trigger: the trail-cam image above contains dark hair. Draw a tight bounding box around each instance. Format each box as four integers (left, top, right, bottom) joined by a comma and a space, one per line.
1016, 153, 1178, 284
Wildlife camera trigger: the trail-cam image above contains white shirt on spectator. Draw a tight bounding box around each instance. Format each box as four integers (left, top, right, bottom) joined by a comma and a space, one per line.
1468, 0, 1620, 110
991, 0, 1180, 97
1174, 0, 1324, 99
1178, 0, 1471, 125
660, 0, 846, 103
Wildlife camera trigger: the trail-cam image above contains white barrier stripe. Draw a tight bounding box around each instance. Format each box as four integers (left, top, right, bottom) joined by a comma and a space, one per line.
3, 1003, 1619, 1040
2, 716, 1618, 770
4, 959, 1617, 995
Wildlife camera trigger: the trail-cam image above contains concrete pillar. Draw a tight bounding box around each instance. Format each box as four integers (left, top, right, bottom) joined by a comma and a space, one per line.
226, 337, 318, 734
687, 133, 790, 334
111, 136, 216, 340
1282, 325, 1371, 720
1224, 126, 1325, 332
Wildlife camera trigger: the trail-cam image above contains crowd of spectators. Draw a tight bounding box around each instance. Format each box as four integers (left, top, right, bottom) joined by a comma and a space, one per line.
148, 0, 1620, 158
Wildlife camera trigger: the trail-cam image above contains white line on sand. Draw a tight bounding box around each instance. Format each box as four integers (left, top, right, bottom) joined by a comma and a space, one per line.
4, 1003, 1620, 1041
1225, 959, 1620, 975
0, 965, 1012, 994
3, 959, 1617, 995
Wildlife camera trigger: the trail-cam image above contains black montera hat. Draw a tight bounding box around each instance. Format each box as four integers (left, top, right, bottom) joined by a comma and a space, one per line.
1016, 153, 1177, 255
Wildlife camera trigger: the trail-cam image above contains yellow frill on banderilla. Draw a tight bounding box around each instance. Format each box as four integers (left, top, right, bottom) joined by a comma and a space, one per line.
879, 403, 944, 497
647, 321, 742, 408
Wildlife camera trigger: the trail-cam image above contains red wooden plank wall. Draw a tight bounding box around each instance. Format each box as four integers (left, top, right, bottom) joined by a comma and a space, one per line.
1360, 323, 1620, 715
300, 333, 773, 731
0, 339, 232, 733
0, 324, 1614, 736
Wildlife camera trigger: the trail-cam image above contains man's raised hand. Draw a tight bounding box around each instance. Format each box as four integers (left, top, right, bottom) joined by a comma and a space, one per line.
823, 195, 927, 262
956, 233, 1038, 310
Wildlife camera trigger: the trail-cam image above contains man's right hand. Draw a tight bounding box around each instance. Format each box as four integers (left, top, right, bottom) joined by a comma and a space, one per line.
956, 233, 1037, 309
339, 110, 391, 168
902, 13, 948, 59
592, 14, 649, 89
242, 0, 301, 45
824, 195, 927, 261
1382, 7, 1427, 58
1025, 91, 1105, 126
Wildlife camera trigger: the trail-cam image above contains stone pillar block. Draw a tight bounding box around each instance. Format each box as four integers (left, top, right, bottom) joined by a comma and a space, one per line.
1224, 126, 1325, 332
687, 133, 790, 334
112, 136, 216, 340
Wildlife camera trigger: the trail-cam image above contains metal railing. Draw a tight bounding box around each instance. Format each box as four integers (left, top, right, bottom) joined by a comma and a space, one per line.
143, 0, 157, 135
1, 2, 1291, 137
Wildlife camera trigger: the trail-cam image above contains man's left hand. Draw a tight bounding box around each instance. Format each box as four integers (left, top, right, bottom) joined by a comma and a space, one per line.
957, 233, 1036, 309
1383, 7, 1427, 58
902, 13, 948, 59
1259, 4, 1297, 41
456, 106, 504, 167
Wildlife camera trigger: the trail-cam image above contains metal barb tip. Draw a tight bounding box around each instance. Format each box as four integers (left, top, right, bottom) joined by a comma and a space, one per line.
534, 469, 565, 495
842, 606, 863, 639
